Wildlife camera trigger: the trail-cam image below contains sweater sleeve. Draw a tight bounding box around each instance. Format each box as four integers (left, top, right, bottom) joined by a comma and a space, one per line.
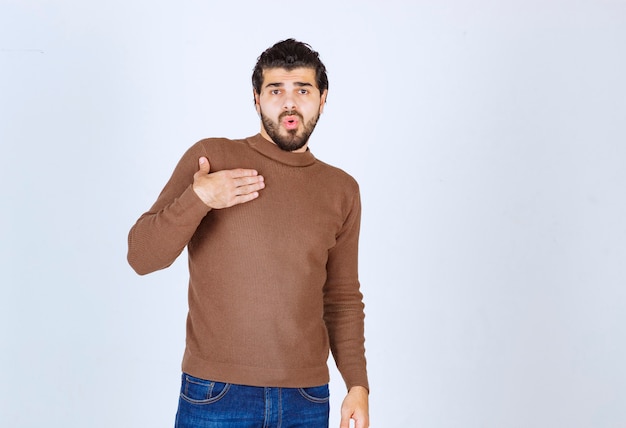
323, 186, 369, 392
127, 142, 211, 275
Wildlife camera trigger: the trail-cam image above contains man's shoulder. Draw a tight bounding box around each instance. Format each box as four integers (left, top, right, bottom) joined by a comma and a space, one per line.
314, 158, 360, 191
314, 156, 356, 179
194, 136, 250, 150
188, 136, 255, 159
182, 136, 258, 171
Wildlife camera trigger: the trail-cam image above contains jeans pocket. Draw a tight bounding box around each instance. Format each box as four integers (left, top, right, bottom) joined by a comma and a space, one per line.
298, 384, 330, 404
180, 373, 231, 404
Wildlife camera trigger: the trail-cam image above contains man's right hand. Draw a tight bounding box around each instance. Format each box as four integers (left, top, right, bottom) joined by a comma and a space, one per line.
192, 157, 265, 209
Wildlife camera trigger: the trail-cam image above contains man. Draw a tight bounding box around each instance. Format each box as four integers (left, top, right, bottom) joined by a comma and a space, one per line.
127, 39, 369, 428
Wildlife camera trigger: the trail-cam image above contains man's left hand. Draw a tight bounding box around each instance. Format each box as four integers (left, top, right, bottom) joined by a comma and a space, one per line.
339, 386, 369, 428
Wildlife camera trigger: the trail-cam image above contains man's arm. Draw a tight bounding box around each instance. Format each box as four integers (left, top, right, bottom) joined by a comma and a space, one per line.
323, 185, 369, 427
127, 145, 264, 275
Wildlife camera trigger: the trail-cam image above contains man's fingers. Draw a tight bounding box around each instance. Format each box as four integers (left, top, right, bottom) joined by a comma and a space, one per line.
234, 174, 265, 190
198, 157, 211, 174
339, 408, 352, 428
341, 412, 368, 428
233, 191, 261, 205
194, 157, 211, 182
355, 417, 368, 428
192, 162, 265, 209
225, 167, 260, 179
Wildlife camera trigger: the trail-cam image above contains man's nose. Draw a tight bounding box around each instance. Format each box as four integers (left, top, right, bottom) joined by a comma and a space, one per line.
282, 94, 297, 111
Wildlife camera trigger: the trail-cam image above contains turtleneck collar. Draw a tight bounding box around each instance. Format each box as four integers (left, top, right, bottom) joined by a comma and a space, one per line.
246, 134, 317, 167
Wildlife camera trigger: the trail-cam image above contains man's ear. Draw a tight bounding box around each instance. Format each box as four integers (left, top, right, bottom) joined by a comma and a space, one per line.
253, 90, 261, 115
319, 89, 328, 114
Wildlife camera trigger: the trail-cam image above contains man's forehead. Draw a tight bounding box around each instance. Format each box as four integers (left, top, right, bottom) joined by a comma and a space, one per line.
261, 67, 317, 87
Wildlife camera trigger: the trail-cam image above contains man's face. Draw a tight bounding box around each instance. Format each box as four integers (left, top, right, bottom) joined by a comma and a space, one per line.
255, 67, 327, 152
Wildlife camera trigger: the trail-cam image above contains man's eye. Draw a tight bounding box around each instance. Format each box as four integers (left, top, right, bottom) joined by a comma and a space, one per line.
298, 89, 308, 95
271, 89, 281, 95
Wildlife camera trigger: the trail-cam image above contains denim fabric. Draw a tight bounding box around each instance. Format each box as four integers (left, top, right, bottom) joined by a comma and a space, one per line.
174, 373, 330, 428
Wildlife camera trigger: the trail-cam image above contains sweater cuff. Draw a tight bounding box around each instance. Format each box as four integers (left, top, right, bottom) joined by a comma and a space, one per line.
175, 184, 212, 220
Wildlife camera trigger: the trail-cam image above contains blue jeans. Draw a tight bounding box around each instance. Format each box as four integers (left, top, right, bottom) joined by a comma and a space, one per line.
174, 373, 330, 428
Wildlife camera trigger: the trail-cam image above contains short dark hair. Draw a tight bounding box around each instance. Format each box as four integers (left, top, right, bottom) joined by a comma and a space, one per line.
252, 39, 329, 97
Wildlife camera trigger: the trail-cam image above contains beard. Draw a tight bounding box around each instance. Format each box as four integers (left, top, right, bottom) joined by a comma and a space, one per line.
260, 109, 321, 152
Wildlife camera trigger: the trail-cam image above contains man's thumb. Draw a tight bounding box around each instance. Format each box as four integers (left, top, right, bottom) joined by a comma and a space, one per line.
198, 156, 211, 173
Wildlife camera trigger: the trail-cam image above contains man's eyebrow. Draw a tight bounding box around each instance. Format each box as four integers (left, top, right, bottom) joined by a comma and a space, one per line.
264, 82, 314, 88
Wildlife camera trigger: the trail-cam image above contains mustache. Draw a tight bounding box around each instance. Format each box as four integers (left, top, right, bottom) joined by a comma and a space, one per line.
279, 110, 303, 120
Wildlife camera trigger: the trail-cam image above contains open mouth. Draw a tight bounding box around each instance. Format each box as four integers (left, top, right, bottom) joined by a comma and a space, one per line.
280, 110, 303, 131
282, 115, 300, 130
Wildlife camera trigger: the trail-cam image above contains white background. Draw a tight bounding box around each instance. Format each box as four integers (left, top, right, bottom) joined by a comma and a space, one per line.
1, 0, 625, 427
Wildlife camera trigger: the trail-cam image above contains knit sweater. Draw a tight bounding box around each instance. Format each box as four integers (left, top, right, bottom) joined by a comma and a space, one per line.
127, 134, 368, 391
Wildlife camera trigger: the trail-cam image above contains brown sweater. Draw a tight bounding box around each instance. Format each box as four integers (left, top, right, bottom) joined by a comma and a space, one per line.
127, 134, 368, 390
